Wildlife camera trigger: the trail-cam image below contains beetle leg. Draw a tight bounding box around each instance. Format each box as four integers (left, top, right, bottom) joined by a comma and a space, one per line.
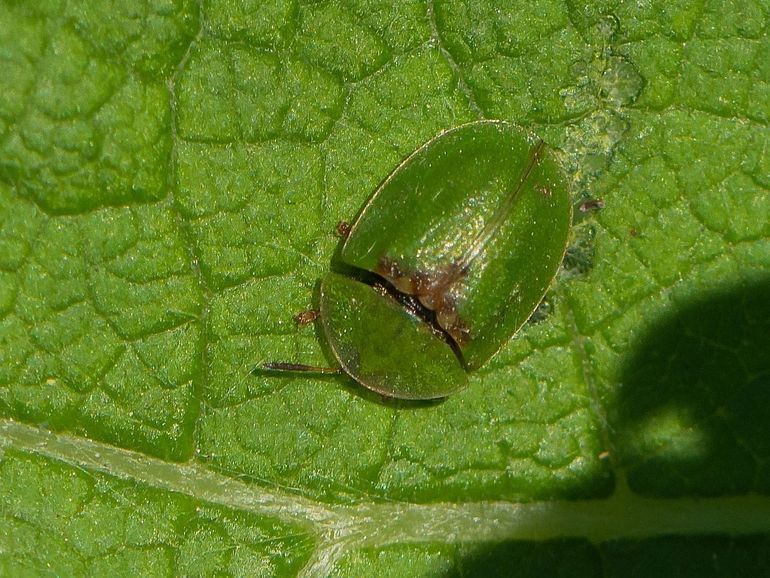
335, 220, 352, 238
260, 362, 341, 375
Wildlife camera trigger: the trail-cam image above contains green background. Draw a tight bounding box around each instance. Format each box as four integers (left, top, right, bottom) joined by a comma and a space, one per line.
1, 0, 769, 575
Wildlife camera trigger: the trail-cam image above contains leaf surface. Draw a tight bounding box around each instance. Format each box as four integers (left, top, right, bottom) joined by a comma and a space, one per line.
1, 0, 769, 575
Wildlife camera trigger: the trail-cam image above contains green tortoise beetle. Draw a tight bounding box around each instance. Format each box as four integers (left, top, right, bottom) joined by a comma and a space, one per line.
264, 120, 572, 400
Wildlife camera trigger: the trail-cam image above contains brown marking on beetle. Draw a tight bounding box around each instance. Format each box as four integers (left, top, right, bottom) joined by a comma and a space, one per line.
335, 220, 352, 238
579, 198, 605, 213
294, 309, 320, 325
377, 256, 472, 346
373, 277, 450, 342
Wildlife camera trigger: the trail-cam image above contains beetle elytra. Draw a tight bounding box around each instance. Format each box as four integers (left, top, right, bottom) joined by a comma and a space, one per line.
263, 120, 572, 399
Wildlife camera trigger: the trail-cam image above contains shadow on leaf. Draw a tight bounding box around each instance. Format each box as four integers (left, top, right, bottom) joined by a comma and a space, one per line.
440, 278, 770, 576
612, 277, 770, 496
444, 538, 600, 577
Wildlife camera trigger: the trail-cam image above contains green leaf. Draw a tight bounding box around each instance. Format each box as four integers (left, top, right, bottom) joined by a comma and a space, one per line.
1, 0, 769, 576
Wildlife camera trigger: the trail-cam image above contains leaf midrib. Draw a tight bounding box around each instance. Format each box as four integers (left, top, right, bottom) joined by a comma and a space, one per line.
3, 419, 770, 577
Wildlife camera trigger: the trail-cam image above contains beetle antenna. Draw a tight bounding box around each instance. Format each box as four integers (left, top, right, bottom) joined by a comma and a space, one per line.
260, 362, 342, 375
460, 139, 546, 269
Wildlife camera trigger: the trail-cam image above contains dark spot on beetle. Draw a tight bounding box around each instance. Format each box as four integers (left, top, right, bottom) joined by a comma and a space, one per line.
372, 278, 448, 341
376, 256, 472, 346
294, 309, 320, 325
579, 198, 605, 213
335, 220, 351, 238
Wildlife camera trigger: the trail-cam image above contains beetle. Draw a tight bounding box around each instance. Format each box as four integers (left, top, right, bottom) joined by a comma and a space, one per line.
263, 120, 572, 399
